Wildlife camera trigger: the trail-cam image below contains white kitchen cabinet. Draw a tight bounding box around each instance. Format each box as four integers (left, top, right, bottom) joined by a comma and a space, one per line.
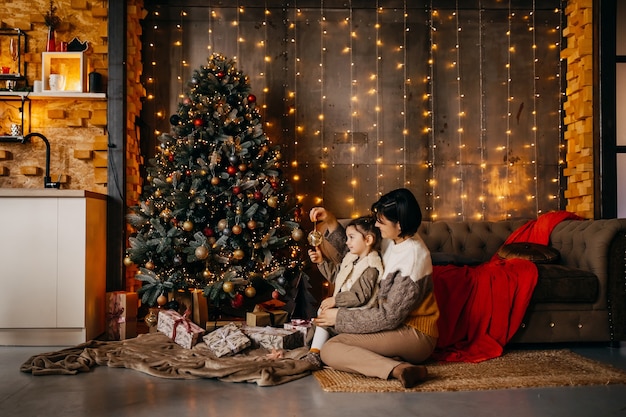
0, 189, 106, 345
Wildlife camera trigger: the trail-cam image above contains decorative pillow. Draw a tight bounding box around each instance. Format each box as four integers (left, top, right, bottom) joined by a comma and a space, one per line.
497, 242, 560, 264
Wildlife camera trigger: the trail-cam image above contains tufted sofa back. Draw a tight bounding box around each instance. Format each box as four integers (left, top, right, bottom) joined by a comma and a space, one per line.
417, 220, 528, 264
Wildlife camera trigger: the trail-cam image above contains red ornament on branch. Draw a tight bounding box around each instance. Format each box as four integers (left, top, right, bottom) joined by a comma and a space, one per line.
193, 117, 204, 127
247, 94, 256, 104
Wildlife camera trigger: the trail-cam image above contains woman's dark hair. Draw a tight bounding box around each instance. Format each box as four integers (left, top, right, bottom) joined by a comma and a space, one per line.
370, 188, 422, 238
346, 215, 382, 251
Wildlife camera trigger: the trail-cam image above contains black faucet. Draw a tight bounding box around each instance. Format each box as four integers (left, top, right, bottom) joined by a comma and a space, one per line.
0, 132, 61, 188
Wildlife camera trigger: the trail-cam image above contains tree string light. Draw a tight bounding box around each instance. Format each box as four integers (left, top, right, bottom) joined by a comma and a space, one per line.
290, 3, 301, 198
505, 0, 513, 218
531, 1, 539, 215
177, 10, 187, 99
319, 0, 326, 206
349, 1, 356, 216
454, 1, 465, 220
428, 3, 437, 220
402, 1, 408, 187
478, 1, 486, 220
375, 2, 382, 198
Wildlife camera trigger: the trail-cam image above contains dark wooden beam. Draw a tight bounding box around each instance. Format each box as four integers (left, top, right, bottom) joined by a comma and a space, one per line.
106, 2, 127, 291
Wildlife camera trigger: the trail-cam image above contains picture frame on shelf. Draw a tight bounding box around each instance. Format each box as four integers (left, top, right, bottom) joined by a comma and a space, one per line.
41, 52, 86, 93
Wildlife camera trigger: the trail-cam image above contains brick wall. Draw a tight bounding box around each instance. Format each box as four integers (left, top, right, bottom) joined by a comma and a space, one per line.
561, 0, 594, 219
0, 0, 110, 191
125, 2, 146, 291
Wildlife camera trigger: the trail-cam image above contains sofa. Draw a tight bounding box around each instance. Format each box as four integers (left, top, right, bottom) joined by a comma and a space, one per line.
416, 218, 626, 345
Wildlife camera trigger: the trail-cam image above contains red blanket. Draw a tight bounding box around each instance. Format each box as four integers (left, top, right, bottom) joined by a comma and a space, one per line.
431, 211, 582, 363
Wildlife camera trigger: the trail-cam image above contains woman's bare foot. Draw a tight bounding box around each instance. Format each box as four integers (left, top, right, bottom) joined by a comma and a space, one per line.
391, 363, 428, 388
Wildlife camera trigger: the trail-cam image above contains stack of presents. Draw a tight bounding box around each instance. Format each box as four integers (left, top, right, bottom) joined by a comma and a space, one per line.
105, 290, 312, 356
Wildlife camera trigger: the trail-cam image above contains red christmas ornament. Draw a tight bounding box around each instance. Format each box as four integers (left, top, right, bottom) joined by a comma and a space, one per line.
217, 71, 224, 79
247, 94, 256, 104
168, 154, 174, 162
203, 227, 214, 237
232, 186, 242, 195
253, 191, 263, 201
271, 290, 281, 300
227, 165, 238, 175
193, 117, 204, 127
231, 293, 244, 308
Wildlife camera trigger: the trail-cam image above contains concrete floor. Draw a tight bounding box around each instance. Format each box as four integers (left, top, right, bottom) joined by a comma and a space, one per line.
1, 343, 625, 417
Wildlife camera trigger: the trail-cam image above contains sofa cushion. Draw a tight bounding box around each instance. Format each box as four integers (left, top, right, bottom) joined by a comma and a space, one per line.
532, 264, 599, 303
497, 243, 560, 264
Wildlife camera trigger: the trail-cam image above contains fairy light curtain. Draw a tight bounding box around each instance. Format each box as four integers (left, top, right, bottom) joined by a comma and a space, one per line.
141, 0, 563, 222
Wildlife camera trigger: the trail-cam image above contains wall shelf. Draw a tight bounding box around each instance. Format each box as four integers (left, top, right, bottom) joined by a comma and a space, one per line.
0, 91, 106, 99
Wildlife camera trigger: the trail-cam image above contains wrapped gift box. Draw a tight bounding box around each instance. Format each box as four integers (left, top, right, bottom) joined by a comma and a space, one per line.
283, 319, 312, 340
206, 319, 245, 331
157, 309, 205, 349
191, 289, 209, 326
105, 291, 138, 340
241, 325, 304, 350
203, 323, 251, 357
168, 289, 209, 326
246, 310, 288, 327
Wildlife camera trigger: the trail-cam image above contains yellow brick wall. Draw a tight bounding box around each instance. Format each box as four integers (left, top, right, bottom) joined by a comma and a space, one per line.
125, 1, 146, 291
561, 0, 594, 219
0, 0, 113, 191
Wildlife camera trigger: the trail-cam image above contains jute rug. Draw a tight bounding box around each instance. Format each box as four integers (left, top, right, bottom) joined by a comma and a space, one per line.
313, 349, 626, 392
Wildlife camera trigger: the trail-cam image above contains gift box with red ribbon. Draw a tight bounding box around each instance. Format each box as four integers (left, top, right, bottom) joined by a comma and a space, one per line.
157, 309, 205, 349
105, 291, 138, 341
203, 323, 251, 357
283, 319, 312, 340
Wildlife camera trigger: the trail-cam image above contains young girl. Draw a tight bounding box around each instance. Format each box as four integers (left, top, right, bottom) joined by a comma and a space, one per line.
310, 188, 439, 388
304, 216, 384, 369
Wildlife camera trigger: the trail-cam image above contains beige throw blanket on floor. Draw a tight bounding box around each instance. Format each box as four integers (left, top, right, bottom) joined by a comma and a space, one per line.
20, 332, 315, 386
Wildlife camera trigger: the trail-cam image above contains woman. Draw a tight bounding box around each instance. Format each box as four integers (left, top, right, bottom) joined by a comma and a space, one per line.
310, 188, 439, 388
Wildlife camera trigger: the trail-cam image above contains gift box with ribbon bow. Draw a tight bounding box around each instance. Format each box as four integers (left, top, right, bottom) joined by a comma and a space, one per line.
105, 291, 138, 341
203, 322, 251, 357
246, 301, 288, 327
157, 309, 205, 349
283, 319, 312, 341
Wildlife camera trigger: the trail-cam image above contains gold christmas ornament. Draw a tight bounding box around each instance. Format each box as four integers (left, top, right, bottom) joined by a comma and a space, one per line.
222, 281, 234, 293
157, 294, 167, 306
145, 260, 155, 270
123, 256, 134, 267
232, 224, 243, 235
233, 249, 245, 260
291, 228, 304, 241
182, 220, 194, 232
307, 221, 324, 247
267, 196, 278, 208
247, 219, 257, 230
244, 286, 257, 298
195, 245, 209, 260
211, 176, 220, 185
217, 218, 228, 231
159, 208, 172, 220
203, 268, 212, 279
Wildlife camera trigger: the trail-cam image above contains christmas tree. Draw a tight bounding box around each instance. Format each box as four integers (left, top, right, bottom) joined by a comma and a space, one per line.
126, 54, 309, 316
